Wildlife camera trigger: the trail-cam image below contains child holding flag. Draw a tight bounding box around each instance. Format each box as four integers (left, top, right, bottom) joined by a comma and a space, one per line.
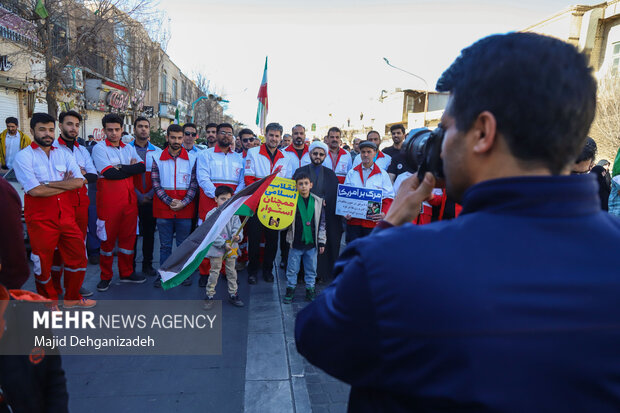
204, 186, 244, 309
283, 172, 326, 304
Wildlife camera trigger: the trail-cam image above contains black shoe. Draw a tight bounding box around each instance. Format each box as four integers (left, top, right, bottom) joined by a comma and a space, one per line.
79, 287, 93, 297
279, 261, 286, 269
154, 277, 162, 288
228, 293, 244, 307
204, 296, 215, 310
263, 271, 274, 283
248, 274, 257, 284
120, 273, 147, 284
198, 275, 208, 288
142, 265, 157, 277
88, 255, 100, 265
96, 279, 110, 292
181, 276, 192, 286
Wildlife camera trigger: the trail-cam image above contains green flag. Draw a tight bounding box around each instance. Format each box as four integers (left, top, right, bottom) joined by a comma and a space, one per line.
35, 0, 49, 19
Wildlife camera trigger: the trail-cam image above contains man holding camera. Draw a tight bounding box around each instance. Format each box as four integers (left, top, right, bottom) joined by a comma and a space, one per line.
296, 33, 620, 411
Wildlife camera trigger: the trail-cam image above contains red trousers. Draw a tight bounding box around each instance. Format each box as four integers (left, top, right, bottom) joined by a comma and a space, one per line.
51, 204, 88, 297
28, 214, 87, 301
98, 202, 138, 280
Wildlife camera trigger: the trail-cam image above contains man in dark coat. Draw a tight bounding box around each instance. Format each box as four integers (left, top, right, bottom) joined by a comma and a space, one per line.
296, 33, 620, 412
293, 141, 342, 282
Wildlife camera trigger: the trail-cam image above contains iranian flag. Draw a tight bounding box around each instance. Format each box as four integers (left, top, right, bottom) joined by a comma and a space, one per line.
256, 56, 268, 134
159, 169, 280, 290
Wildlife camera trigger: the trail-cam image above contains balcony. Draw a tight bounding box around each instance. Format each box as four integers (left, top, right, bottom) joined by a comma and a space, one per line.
159, 92, 171, 104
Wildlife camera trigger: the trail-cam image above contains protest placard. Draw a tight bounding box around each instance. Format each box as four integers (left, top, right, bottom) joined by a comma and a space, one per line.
258, 177, 298, 229
335, 184, 382, 220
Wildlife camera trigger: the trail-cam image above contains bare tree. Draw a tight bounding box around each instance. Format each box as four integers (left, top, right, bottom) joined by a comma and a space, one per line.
591, 72, 620, 160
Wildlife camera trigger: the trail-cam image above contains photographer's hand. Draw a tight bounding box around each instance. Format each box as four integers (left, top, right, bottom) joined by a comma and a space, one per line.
384, 172, 435, 226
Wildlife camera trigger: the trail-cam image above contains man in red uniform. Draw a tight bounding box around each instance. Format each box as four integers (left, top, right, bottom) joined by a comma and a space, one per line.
13, 113, 95, 308
50, 110, 97, 299
92, 113, 146, 292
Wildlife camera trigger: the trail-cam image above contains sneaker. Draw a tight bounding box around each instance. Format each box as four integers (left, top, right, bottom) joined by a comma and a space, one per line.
283, 287, 295, 304
181, 276, 192, 286
79, 287, 93, 297
228, 293, 244, 307
198, 275, 208, 288
154, 277, 162, 288
63, 298, 97, 309
88, 255, 100, 265
305, 287, 316, 302
96, 279, 111, 292
120, 273, 147, 284
203, 296, 215, 311
142, 265, 157, 277
248, 274, 257, 285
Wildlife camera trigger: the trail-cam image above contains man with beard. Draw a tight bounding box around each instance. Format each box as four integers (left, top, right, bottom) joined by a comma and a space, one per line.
129, 116, 161, 276
323, 127, 352, 184
13, 113, 94, 308
238, 128, 256, 158
182, 122, 201, 160
152, 124, 198, 287
50, 111, 97, 298
92, 113, 146, 292
205, 123, 217, 148
294, 141, 342, 282
385, 124, 410, 182
244, 122, 290, 283
196, 123, 245, 287
0, 116, 31, 173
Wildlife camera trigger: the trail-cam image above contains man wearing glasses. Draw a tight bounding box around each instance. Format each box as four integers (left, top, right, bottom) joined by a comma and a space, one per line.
196, 123, 246, 287
571, 137, 597, 175
238, 128, 257, 159
182, 123, 201, 161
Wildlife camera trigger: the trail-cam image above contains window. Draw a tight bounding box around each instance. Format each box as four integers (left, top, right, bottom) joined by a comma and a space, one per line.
611, 42, 620, 77
172, 78, 178, 100
161, 71, 167, 93
406, 95, 415, 113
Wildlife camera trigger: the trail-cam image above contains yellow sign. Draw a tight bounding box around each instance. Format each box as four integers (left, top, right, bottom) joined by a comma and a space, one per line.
258, 177, 298, 230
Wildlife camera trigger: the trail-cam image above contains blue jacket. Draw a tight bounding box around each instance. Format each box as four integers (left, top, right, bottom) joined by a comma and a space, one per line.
295, 175, 620, 412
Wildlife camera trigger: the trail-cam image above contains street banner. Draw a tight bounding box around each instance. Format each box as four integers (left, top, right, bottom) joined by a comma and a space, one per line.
258, 177, 298, 229
336, 184, 383, 220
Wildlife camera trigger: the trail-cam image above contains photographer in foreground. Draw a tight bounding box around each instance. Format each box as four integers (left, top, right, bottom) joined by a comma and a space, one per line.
295, 32, 620, 412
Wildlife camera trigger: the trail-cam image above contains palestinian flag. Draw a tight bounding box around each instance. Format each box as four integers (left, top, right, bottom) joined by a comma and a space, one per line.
159, 170, 280, 289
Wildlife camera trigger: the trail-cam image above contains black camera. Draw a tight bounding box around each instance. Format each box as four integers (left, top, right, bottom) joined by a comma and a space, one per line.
403, 127, 445, 181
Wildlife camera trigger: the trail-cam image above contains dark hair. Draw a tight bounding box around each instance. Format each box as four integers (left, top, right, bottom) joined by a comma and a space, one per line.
102, 113, 124, 128
436, 32, 596, 175
59, 110, 82, 123
390, 124, 405, 134
167, 124, 183, 135
88, 135, 94, 139
238, 128, 255, 137
343, 144, 351, 151
217, 123, 233, 133
30, 113, 55, 130
134, 116, 149, 128
575, 137, 597, 163
183, 122, 197, 132
121, 131, 129, 136
215, 185, 234, 198
366, 130, 380, 139
328, 127, 341, 136
293, 171, 311, 182
206, 123, 217, 130
5, 117, 18, 126
265, 122, 283, 134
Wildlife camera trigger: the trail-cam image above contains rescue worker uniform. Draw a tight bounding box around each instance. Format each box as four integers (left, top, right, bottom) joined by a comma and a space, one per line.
91, 139, 145, 283
196, 145, 245, 281
323, 147, 352, 184
13, 142, 87, 301
244, 144, 290, 282
351, 149, 392, 171
343, 162, 394, 242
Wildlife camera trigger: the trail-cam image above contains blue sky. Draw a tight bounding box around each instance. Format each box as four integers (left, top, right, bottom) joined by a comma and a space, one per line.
157, 0, 590, 131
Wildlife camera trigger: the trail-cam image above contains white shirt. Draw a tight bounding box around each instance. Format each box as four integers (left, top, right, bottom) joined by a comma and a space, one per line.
351, 150, 392, 171
197, 145, 245, 198
244, 144, 290, 182
13, 142, 84, 193
92, 139, 141, 175
343, 162, 394, 201
323, 147, 352, 182
5, 132, 20, 169
281, 144, 311, 178
52, 137, 97, 175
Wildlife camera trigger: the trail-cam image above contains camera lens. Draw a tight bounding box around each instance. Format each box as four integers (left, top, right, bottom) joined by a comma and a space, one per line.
402, 127, 445, 180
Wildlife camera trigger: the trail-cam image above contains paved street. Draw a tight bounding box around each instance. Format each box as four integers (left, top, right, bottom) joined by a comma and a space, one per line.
21, 233, 349, 412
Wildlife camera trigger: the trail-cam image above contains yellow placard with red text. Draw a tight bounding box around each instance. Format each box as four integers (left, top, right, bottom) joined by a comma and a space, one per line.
258, 177, 298, 230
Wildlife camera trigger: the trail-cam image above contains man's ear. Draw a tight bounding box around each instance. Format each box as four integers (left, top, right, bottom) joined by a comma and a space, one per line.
472, 111, 497, 154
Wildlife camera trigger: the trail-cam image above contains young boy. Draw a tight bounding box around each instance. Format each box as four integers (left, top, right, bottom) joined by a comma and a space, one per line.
283, 172, 326, 304
204, 186, 244, 309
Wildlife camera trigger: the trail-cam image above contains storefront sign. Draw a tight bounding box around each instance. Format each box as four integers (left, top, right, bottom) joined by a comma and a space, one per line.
0, 55, 13, 71
106, 91, 129, 110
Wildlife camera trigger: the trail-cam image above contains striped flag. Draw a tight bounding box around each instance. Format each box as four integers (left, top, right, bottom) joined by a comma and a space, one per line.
159, 169, 281, 289
256, 56, 268, 134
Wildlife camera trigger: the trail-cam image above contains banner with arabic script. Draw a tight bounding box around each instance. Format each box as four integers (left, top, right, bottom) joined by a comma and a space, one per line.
335, 184, 383, 220
258, 177, 298, 229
